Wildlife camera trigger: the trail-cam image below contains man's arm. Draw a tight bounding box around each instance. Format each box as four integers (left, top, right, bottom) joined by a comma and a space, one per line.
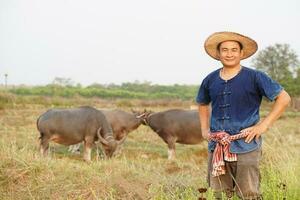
198, 104, 211, 140
242, 90, 291, 143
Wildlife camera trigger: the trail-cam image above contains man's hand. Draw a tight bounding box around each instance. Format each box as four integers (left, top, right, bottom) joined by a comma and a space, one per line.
241, 90, 290, 143
241, 123, 268, 143
201, 129, 210, 141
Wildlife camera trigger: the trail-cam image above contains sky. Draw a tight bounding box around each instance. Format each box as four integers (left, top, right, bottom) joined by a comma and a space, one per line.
1, 0, 300, 86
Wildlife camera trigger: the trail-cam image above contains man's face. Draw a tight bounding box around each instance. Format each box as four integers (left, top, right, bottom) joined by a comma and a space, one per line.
217, 41, 244, 68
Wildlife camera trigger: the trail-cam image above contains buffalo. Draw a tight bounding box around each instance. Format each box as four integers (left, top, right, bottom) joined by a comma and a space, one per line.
37, 106, 122, 161
143, 109, 204, 159
68, 109, 147, 154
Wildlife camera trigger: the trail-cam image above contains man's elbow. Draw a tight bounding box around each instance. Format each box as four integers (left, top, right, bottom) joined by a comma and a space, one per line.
277, 90, 291, 107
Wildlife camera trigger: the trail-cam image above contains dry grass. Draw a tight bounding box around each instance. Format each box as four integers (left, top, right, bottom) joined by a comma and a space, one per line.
0, 101, 299, 199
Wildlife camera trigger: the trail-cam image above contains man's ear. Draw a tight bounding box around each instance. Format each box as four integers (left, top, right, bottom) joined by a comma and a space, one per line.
216, 50, 220, 59
240, 49, 244, 58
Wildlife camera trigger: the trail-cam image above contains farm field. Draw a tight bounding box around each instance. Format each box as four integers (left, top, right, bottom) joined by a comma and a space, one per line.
0, 101, 299, 200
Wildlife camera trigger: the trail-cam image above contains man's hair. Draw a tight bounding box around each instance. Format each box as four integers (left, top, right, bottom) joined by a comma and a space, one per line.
217, 41, 243, 52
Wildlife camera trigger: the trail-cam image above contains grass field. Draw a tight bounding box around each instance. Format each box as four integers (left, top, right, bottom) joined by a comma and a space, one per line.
0, 100, 299, 199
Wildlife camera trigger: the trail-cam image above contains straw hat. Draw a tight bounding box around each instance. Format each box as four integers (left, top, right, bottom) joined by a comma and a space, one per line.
204, 31, 258, 60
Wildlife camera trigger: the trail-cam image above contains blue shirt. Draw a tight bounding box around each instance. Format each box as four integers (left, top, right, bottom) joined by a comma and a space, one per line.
196, 66, 283, 153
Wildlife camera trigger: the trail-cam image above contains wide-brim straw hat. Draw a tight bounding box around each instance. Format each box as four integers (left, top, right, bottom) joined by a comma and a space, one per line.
204, 31, 258, 60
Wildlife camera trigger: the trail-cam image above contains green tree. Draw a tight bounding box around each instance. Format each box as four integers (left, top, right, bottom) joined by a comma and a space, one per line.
52, 77, 75, 87
251, 44, 299, 82
297, 68, 300, 79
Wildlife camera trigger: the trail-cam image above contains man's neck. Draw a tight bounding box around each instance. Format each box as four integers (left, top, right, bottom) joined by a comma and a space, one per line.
222, 64, 241, 73
220, 65, 242, 80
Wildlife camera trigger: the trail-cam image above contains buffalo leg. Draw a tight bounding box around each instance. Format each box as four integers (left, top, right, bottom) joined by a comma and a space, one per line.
167, 138, 176, 160
39, 133, 50, 156
83, 137, 94, 162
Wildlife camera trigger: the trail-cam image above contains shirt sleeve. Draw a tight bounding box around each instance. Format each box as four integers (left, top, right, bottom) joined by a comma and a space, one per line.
255, 71, 283, 101
196, 77, 211, 104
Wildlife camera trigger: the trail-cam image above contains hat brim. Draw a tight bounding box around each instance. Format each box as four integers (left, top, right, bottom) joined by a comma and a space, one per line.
204, 32, 258, 60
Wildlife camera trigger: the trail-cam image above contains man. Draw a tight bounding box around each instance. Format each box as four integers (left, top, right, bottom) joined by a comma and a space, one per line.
196, 32, 291, 199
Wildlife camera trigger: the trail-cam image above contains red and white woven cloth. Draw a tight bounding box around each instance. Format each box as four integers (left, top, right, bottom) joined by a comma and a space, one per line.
209, 131, 249, 177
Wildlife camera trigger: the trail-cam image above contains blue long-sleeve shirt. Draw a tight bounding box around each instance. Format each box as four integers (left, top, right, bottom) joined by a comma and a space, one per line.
196, 66, 283, 153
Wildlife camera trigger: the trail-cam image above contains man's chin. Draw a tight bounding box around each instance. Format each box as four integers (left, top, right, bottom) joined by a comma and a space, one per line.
223, 63, 239, 68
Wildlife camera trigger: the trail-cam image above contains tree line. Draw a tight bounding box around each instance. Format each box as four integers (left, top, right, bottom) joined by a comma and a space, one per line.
8, 82, 199, 100
4, 43, 300, 100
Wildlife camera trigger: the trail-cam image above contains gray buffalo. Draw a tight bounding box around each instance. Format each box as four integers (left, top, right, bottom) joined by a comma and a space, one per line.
37, 106, 122, 162
143, 109, 204, 160
68, 109, 147, 154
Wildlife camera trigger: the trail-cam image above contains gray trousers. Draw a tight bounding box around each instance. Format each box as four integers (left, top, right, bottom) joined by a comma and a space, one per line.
208, 147, 262, 200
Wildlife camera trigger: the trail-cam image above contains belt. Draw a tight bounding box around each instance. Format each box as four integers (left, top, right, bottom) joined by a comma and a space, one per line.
209, 131, 249, 177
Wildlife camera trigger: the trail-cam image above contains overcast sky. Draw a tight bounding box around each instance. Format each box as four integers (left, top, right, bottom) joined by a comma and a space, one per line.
1, 0, 300, 86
